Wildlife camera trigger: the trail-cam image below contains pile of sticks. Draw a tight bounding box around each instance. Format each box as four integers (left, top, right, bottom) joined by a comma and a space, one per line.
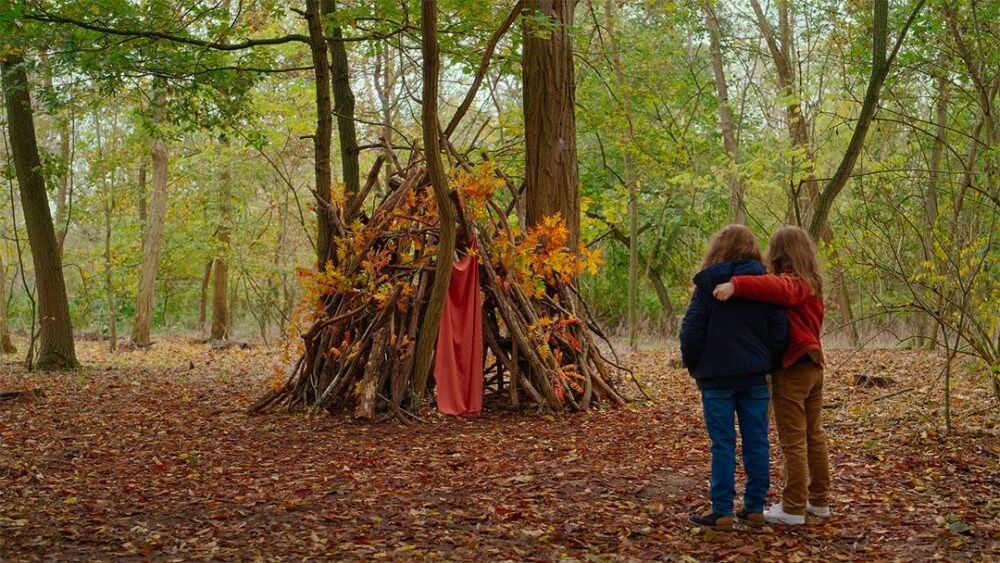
251, 158, 633, 420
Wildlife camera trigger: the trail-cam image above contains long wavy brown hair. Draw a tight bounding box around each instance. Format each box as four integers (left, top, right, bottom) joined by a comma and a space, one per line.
700, 225, 762, 270
766, 226, 823, 297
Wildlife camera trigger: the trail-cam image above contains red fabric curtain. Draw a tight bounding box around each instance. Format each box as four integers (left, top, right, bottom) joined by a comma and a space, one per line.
434, 245, 483, 416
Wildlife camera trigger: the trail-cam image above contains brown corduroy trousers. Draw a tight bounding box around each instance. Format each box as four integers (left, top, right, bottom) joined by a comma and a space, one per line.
771, 361, 831, 515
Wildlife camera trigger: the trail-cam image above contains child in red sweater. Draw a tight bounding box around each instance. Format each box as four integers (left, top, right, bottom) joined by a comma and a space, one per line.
713, 226, 831, 525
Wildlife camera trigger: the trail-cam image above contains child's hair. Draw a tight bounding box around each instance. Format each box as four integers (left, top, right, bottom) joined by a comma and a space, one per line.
700, 225, 762, 269
766, 226, 823, 297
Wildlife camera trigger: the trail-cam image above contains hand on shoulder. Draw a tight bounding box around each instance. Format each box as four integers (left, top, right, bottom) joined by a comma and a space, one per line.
713, 282, 735, 301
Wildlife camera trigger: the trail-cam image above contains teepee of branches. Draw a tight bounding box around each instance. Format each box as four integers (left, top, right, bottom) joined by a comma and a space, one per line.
250, 154, 637, 422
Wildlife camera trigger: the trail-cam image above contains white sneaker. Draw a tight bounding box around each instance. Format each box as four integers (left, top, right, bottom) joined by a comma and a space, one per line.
806, 502, 831, 517
764, 503, 806, 525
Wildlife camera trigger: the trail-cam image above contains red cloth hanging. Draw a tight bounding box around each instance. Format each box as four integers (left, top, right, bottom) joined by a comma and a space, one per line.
434, 242, 483, 416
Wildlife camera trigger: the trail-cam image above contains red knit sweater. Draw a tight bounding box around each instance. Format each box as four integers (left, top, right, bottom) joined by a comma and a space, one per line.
730, 273, 825, 368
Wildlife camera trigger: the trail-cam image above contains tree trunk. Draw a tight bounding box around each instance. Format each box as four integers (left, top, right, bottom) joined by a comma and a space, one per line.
1, 54, 79, 369
374, 42, 396, 193
0, 255, 16, 354
324, 0, 361, 203
104, 198, 117, 353
137, 162, 148, 246
199, 259, 213, 332
211, 142, 232, 341
917, 51, 949, 348
306, 0, 335, 270
605, 0, 640, 349
522, 0, 581, 250
410, 0, 458, 405
132, 89, 169, 347
94, 109, 118, 353
227, 277, 238, 337
703, 1, 746, 224
808, 0, 923, 238
749, 0, 817, 225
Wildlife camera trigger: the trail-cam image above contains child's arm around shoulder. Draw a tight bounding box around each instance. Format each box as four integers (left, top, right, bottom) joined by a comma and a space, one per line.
724, 274, 811, 306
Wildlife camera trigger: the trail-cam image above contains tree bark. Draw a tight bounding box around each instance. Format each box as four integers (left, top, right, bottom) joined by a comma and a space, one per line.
211, 142, 232, 341
523, 0, 581, 250
0, 255, 16, 354
1, 54, 79, 369
199, 259, 212, 332
703, 1, 746, 224
410, 0, 457, 405
94, 109, 117, 353
305, 0, 335, 269
132, 89, 169, 347
324, 0, 361, 203
749, 0, 816, 225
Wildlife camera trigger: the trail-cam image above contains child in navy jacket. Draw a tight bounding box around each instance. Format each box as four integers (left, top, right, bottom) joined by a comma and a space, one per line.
680, 225, 788, 530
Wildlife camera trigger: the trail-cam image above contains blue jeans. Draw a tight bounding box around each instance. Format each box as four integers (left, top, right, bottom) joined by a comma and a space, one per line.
700, 385, 770, 515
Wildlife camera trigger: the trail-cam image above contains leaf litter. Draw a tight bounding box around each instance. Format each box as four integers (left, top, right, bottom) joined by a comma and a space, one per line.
1, 339, 996, 560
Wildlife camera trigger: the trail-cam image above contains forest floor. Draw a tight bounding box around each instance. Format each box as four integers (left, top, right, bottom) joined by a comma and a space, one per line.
1, 338, 997, 561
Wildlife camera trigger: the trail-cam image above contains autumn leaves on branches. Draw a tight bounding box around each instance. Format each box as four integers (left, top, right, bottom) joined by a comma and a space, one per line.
250, 161, 628, 421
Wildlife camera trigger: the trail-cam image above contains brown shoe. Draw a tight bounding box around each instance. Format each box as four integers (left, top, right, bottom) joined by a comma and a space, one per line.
736, 508, 765, 527
688, 511, 734, 530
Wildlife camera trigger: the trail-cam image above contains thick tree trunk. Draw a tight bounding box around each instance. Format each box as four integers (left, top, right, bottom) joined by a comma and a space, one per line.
1, 54, 78, 369
703, 1, 746, 224
522, 0, 581, 250
132, 91, 169, 347
410, 0, 457, 406
306, 0, 335, 270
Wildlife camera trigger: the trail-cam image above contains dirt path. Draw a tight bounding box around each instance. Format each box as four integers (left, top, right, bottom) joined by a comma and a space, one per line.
1, 341, 997, 560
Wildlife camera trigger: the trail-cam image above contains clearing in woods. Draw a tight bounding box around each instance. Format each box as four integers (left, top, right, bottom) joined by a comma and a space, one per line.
1, 340, 997, 560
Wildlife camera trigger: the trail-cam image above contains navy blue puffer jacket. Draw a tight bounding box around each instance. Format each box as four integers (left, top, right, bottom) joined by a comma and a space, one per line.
679, 259, 788, 390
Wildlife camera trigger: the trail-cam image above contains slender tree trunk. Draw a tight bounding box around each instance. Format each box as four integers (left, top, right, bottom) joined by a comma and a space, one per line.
648, 266, 677, 335
211, 142, 231, 341
605, 0, 640, 348
104, 198, 117, 352
809, 0, 924, 239
324, 0, 361, 203
374, 43, 396, 193
703, 1, 746, 224
749, 0, 817, 225
137, 162, 148, 245
94, 109, 118, 353
199, 259, 213, 332
0, 255, 16, 354
1, 54, 79, 369
305, 0, 335, 270
523, 0, 581, 250
132, 89, 169, 347
410, 0, 457, 405
227, 277, 238, 337
55, 117, 71, 252
917, 52, 949, 348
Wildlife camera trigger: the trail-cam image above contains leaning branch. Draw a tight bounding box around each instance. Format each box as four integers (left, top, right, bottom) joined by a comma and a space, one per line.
443, 0, 524, 139
27, 12, 310, 50
808, 0, 925, 240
